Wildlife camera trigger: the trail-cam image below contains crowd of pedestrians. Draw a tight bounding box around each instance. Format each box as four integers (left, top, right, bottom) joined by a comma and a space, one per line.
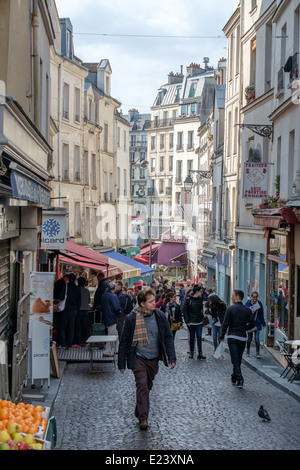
53, 270, 265, 428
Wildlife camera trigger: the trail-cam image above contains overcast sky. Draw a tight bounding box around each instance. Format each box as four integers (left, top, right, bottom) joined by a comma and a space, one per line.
55, 0, 234, 115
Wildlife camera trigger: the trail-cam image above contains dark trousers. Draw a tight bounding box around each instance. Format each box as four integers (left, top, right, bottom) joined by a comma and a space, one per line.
133, 356, 159, 422
228, 338, 246, 382
75, 310, 88, 345
60, 310, 77, 347
189, 324, 203, 355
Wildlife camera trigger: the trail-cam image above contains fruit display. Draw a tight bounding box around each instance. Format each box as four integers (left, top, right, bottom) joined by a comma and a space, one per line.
0, 400, 50, 450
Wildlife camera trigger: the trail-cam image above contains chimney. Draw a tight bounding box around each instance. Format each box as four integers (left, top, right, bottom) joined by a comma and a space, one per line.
168, 71, 184, 84
203, 57, 210, 70
186, 63, 203, 76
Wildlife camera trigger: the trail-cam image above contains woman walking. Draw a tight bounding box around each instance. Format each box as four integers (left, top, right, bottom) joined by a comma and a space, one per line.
207, 294, 227, 351
161, 292, 183, 338
182, 285, 206, 360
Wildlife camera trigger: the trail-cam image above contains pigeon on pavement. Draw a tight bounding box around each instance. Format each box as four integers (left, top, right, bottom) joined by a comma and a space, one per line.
258, 405, 271, 422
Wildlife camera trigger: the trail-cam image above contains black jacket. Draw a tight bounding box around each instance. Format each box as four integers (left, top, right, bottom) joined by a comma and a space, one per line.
161, 302, 182, 326
209, 302, 227, 325
118, 309, 176, 370
61, 279, 81, 312
93, 278, 109, 310
220, 302, 256, 340
182, 294, 203, 324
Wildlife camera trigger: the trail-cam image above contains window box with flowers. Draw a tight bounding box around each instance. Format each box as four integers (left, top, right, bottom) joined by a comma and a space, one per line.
245, 85, 255, 103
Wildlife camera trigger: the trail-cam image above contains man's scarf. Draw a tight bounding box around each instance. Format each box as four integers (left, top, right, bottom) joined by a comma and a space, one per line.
132, 306, 153, 347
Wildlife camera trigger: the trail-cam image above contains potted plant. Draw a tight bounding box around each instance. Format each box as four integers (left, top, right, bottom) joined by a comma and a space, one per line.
277, 198, 287, 207
261, 198, 270, 209
245, 85, 255, 103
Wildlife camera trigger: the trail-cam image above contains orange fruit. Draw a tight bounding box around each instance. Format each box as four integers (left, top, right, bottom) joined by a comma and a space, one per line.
0, 408, 9, 419
35, 406, 44, 412
27, 424, 39, 434
27, 405, 35, 415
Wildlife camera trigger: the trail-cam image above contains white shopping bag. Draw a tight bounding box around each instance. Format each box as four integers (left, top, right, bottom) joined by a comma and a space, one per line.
213, 341, 226, 360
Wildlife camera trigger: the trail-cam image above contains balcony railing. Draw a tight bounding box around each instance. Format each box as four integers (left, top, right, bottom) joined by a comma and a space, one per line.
144, 119, 174, 129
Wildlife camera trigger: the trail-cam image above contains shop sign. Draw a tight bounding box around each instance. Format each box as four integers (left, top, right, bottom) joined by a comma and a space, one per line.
41, 211, 67, 249
29, 271, 55, 334
11, 170, 51, 207
243, 163, 268, 198
254, 215, 281, 229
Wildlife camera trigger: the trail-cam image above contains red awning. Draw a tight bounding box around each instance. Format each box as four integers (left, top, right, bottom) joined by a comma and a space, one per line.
139, 243, 160, 256
59, 241, 122, 276
133, 256, 151, 266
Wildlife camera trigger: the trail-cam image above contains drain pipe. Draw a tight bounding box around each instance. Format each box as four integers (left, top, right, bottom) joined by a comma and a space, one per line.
32, 0, 40, 129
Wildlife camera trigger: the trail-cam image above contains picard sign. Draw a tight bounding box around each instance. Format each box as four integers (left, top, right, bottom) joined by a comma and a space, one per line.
41, 211, 67, 249
243, 163, 268, 198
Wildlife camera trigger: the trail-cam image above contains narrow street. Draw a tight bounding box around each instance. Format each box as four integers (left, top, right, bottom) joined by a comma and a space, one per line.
52, 328, 300, 451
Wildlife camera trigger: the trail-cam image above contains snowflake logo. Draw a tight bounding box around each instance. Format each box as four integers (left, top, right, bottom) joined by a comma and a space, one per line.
43, 219, 61, 237
43, 337, 50, 351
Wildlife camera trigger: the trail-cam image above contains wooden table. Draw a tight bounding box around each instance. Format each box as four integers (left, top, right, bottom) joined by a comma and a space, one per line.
86, 335, 118, 373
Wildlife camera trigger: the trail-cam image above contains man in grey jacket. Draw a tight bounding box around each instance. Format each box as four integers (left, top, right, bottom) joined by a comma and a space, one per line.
220, 289, 256, 389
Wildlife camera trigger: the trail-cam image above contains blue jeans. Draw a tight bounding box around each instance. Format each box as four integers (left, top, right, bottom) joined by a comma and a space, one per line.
212, 324, 222, 350
189, 324, 203, 355
228, 338, 246, 382
247, 329, 261, 353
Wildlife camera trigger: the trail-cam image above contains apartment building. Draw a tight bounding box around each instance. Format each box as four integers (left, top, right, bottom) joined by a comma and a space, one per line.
221, 0, 300, 348
123, 109, 151, 245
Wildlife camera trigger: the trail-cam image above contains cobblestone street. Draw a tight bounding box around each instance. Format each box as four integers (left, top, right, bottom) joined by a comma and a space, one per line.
52, 328, 300, 451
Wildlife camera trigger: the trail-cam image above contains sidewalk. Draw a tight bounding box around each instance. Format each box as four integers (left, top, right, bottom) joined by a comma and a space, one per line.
21, 334, 300, 414
202, 332, 300, 403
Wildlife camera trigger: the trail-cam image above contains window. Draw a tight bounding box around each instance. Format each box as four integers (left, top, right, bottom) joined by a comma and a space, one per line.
117, 127, 120, 147
151, 158, 156, 172
110, 173, 113, 201
187, 160, 193, 173
74, 145, 80, 181
169, 133, 174, 149
163, 111, 168, 125
250, 37, 256, 87
188, 82, 196, 98
63, 83, 69, 120
176, 160, 182, 182
75, 202, 81, 235
123, 169, 127, 196
151, 136, 156, 150
177, 132, 183, 150
251, 0, 257, 10
104, 171, 108, 201
104, 124, 108, 152
84, 151, 89, 186
124, 130, 127, 150
160, 157, 165, 172
169, 156, 173, 171
91, 154, 96, 188
160, 134, 165, 150
187, 131, 194, 149
62, 144, 69, 179
74, 88, 80, 122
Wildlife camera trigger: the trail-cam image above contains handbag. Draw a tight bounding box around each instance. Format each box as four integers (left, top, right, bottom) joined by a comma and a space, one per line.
202, 315, 209, 326
171, 322, 182, 332
57, 284, 68, 312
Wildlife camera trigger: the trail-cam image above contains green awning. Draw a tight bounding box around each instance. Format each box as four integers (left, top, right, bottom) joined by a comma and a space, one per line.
119, 246, 141, 258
